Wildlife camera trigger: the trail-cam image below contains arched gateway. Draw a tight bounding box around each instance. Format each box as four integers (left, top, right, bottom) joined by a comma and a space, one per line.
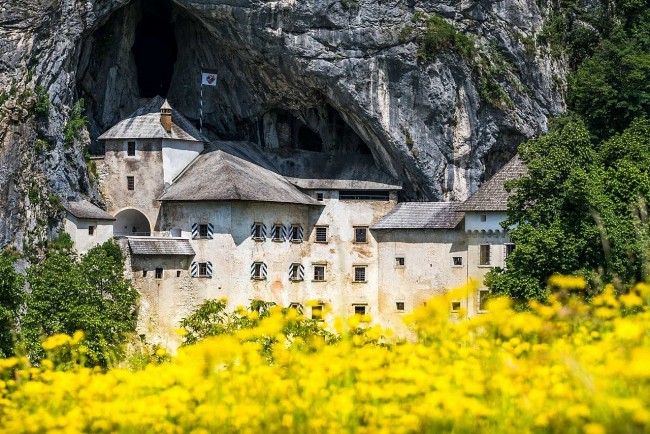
113, 208, 151, 236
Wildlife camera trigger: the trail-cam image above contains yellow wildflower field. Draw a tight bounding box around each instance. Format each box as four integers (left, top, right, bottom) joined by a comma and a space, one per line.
1, 281, 650, 433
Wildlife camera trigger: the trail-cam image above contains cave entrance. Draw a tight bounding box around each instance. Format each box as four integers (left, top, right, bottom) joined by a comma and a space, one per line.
131, 0, 177, 98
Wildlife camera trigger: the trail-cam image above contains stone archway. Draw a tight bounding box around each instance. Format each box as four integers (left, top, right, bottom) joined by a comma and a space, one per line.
114, 209, 151, 236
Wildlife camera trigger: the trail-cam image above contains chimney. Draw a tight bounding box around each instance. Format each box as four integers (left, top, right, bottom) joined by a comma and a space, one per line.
160, 99, 172, 133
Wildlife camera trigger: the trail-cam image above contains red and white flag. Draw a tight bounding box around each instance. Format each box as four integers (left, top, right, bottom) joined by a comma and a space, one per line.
201, 70, 218, 86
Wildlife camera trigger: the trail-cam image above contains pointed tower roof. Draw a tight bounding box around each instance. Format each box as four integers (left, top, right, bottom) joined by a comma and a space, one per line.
98, 96, 208, 142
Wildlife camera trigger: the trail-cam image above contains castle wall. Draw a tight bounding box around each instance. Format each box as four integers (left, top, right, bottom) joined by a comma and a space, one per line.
64, 215, 114, 254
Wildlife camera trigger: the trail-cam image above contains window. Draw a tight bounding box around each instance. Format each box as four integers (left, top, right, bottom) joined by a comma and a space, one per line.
452, 256, 463, 266
353, 304, 367, 315
313, 265, 326, 281
251, 223, 265, 241
395, 257, 405, 268
451, 301, 461, 312
199, 224, 209, 238
271, 224, 284, 242
316, 192, 324, 201
479, 245, 491, 266
478, 289, 490, 312
127, 176, 135, 191
289, 302, 303, 313
315, 226, 328, 243
480, 214, 487, 222
191, 262, 213, 278
339, 190, 389, 200
251, 262, 267, 280
505, 243, 516, 258
289, 263, 304, 281
354, 227, 368, 243
290, 225, 304, 243
353, 266, 367, 283
88, 225, 95, 236
396, 302, 405, 312
155, 268, 163, 279
311, 305, 324, 320
127, 141, 136, 156
176, 270, 181, 277
142, 269, 147, 277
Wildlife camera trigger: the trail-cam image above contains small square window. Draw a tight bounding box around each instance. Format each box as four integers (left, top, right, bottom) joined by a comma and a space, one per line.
395, 257, 405, 268
480, 214, 487, 222
127, 176, 135, 191
313, 265, 326, 281
354, 305, 366, 315
396, 302, 405, 312
451, 301, 461, 312
142, 269, 147, 277
272, 224, 283, 241
316, 192, 324, 201
289, 263, 303, 281
88, 225, 95, 236
311, 305, 324, 320
505, 243, 515, 258
354, 227, 368, 243
198, 263, 208, 277
452, 256, 463, 266
478, 290, 490, 312
127, 141, 136, 156
199, 224, 209, 238
479, 245, 491, 266
176, 270, 181, 277
315, 226, 328, 243
252, 223, 264, 240
155, 268, 163, 279
353, 266, 367, 283
251, 262, 266, 280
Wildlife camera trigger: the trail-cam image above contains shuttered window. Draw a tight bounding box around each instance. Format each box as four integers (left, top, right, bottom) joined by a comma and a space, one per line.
192, 223, 214, 239
191, 261, 213, 278
251, 223, 266, 241
289, 225, 304, 243
251, 262, 267, 280
271, 224, 285, 242
289, 263, 304, 281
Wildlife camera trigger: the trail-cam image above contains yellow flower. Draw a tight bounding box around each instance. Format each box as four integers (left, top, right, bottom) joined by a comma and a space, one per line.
548, 274, 587, 290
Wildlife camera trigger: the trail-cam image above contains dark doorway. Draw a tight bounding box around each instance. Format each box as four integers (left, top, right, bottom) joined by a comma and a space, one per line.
131, 0, 177, 98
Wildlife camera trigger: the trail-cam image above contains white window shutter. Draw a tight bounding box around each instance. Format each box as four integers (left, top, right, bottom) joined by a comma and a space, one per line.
191, 223, 198, 239
298, 226, 304, 241
191, 262, 198, 277
299, 264, 304, 280
250, 262, 256, 279
207, 223, 214, 239
288, 263, 294, 278
251, 223, 257, 238
271, 225, 278, 240
261, 224, 267, 239
261, 263, 268, 279
206, 261, 213, 277
281, 225, 288, 241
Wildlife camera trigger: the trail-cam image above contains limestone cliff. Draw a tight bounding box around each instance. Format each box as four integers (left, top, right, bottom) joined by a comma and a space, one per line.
0, 0, 566, 249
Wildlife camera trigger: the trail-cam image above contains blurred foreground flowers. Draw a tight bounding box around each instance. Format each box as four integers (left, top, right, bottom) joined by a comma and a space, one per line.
2, 281, 650, 433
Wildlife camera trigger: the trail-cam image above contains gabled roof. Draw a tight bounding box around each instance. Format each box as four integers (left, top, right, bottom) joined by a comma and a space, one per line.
97, 96, 208, 143
128, 237, 195, 256
211, 141, 402, 191
158, 148, 322, 206
371, 202, 464, 230
65, 200, 115, 221
456, 155, 527, 212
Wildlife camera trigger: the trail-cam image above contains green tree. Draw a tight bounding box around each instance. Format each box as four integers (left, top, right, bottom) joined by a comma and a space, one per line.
0, 252, 23, 357
23, 240, 138, 366
486, 118, 650, 304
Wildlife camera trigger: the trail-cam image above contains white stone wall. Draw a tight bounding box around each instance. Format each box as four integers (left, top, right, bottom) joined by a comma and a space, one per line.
64, 215, 114, 254
374, 228, 467, 336
464, 211, 508, 232
161, 139, 203, 184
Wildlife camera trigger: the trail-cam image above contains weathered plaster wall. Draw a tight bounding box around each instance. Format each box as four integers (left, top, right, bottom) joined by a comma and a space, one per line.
101, 138, 164, 229
160, 138, 204, 185
465, 211, 508, 232
63, 215, 114, 254
374, 228, 467, 335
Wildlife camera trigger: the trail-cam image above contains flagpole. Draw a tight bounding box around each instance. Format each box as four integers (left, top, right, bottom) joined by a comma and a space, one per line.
199, 82, 203, 133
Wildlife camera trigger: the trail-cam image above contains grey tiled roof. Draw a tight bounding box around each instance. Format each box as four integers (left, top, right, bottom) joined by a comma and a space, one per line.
158, 149, 321, 206
98, 96, 208, 143
128, 237, 195, 256
371, 202, 465, 229
456, 155, 527, 212
65, 200, 115, 220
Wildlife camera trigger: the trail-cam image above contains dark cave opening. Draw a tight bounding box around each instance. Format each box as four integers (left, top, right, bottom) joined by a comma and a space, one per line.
297, 126, 323, 152
131, 0, 177, 98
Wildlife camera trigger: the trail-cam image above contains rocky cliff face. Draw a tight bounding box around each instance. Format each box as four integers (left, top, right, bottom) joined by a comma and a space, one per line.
0, 0, 566, 249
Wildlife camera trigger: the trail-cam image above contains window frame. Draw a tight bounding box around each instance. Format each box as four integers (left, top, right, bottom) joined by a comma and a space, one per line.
127, 176, 135, 191
127, 141, 136, 157
311, 304, 324, 320
353, 265, 367, 283
478, 289, 490, 313
316, 192, 325, 201
271, 224, 284, 242
395, 301, 405, 312
313, 264, 326, 282
289, 263, 303, 281
290, 224, 303, 243
505, 243, 516, 259
479, 214, 487, 222
353, 226, 368, 244
353, 304, 367, 316
451, 301, 461, 312
88, 225, 95, 236
251, 262, 266, 280
198, 224, 209, 238
198, 262, 208, 277
479, 244, 491, 266
252, 223, 264, 241
315, 226, 328, 243
395, 256, 405, 268
452, 256, 463, 267
155, 267, 163, 279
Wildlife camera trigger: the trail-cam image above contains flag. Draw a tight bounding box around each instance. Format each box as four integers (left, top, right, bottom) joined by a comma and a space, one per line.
201, 69, 218, 86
